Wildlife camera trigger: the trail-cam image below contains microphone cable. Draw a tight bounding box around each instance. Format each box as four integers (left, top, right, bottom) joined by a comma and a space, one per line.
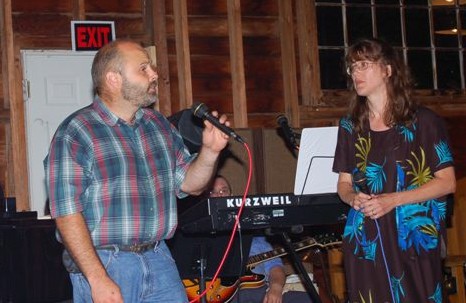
189, 141, 253, 303
352, 196, 396, 303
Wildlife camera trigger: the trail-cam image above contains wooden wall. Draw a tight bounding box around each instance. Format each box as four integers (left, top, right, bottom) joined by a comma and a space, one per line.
1, 0, 466, 211
164, 1, 284, 119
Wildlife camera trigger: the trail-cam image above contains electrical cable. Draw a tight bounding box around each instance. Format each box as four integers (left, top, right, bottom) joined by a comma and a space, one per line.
352, 211, 396, 303
189, 141, 253, 303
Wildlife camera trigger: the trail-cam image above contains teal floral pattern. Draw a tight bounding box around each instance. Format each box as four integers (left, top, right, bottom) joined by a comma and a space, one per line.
435, 140, 453, 167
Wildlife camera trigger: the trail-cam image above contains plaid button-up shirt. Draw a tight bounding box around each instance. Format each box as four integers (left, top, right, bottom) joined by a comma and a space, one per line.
45, 97, 195, 246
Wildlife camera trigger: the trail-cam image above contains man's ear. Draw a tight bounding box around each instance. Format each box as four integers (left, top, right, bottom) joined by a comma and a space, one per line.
105, 71, 121, 90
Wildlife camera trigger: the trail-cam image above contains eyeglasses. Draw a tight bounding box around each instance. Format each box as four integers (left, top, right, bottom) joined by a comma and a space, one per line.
346, 61, 378, 76
209, 189, 231, 197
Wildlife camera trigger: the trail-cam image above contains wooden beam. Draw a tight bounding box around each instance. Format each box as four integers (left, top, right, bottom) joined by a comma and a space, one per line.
72, 0, 86, 20
173, 0, 193, 110
296, 0, 322, 106
1, 0, 30, 210
152, 0, 172, 116
278, 0, 300, 127
227, 0, 248, 127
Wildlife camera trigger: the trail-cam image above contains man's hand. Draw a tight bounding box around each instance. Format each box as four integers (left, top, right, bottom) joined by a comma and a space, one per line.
201, 111, 231, 153
263, 284, 283, 303
90, 275, 124, 303
263, 266, 286, 303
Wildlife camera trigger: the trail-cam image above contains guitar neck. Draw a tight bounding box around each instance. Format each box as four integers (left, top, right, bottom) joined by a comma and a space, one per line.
247, 246, 290, 269
246, 236, 340, 270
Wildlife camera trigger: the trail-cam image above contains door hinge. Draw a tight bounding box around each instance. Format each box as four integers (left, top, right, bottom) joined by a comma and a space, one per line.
22, 79, 30, 101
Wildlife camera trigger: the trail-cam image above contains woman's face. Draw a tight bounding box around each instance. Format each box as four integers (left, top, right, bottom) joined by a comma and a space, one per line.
348, 60, 391, 98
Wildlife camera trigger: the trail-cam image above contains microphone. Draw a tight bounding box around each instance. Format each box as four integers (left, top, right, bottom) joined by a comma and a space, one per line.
191, 102, 245, 144
352, 170, 370, 195
276, 115, 298, 149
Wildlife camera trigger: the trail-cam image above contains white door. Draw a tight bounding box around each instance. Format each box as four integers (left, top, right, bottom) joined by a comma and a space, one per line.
22, 50, 96, 217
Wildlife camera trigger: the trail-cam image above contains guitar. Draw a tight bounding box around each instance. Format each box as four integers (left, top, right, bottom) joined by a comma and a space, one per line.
183, 233, 341, 303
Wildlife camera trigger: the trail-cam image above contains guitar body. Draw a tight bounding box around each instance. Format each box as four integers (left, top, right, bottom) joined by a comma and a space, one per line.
183, 274, 265, 303
183, 234, 341, 303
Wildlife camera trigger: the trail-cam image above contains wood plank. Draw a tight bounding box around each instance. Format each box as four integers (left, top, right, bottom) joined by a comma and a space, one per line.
13, 13, 147, 37
191, 77, 284, 93
153, 0, 173, 116
13, 14, 72, 36
1, 0, 30, 209
227, 0, 248, 127
5, 123, 14, 199
296, 0, 322, 106
72, 0, 85, 20
84, 0, 143, 13
14, 35, 152, 50
278, 0, 300, 127
146, 45, 159, 113
88, 15, 146, 36
165, 0, 279, 16
173, 0, 193, 109
165, 17, 277, 37
12, 0, 73, 12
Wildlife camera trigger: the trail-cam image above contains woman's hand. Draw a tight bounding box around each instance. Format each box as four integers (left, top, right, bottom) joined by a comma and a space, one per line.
351, 191, 372, 212
360, 192, 398, 219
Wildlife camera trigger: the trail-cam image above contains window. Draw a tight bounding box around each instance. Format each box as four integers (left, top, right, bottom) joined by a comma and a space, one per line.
316, 0, 466, 91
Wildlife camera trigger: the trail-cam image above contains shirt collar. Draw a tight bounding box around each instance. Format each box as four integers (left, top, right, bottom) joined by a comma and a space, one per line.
93, 96, 144, 127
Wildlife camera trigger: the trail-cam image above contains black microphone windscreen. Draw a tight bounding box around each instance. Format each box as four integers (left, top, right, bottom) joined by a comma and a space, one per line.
191, 102, 208, 119
353, 170, 370, 194
276, 115, 288, 125
190, 102, 245, 143
276, 114, 298, 150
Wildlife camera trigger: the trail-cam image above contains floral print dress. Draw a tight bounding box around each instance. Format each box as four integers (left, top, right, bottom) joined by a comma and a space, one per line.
333, 106, 454, 303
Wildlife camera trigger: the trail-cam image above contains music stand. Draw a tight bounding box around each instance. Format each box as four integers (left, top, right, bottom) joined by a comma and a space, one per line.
167, 231, 253, 303
294, 126, 339, 196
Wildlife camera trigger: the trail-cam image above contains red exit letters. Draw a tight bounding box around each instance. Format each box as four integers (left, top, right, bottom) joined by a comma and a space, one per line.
72, 21, 115, 51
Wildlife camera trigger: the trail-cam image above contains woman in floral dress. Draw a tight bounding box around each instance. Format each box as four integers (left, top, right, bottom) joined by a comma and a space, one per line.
333, 38, 456, 303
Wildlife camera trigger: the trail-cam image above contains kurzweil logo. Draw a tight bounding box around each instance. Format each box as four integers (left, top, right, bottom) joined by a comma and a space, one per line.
225, 195, 294, 208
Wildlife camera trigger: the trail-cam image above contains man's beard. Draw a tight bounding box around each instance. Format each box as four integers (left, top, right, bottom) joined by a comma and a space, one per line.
121, 75, 158, 107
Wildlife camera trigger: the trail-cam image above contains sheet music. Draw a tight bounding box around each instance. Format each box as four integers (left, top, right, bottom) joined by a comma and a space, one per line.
294, 126, 339, 195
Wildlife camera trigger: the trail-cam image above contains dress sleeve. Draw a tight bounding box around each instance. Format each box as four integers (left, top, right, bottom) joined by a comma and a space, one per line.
416, 107, 454, 173
333, 117, 355, 174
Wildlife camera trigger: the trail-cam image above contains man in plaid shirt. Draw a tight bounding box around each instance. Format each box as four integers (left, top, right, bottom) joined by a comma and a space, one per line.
44, 39, 230, 303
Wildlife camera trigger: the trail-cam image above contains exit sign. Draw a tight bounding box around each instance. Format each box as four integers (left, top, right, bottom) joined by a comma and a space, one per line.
71, 21, 116, 51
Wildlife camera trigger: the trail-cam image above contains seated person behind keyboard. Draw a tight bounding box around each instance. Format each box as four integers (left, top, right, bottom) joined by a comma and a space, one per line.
208, 175, 313, 303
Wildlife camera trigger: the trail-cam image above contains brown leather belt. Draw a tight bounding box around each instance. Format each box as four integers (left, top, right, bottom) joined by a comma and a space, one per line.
96, 241, 159, 253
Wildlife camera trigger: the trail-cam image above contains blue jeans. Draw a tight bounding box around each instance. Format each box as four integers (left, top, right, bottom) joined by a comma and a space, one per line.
69, 241, 188, 303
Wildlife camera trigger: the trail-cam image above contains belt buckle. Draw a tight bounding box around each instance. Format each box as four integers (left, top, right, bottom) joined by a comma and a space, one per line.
129, 243, 143, 253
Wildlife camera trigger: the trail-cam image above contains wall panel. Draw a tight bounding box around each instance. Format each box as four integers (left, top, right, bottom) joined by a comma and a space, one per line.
260, 128, 297, 194
12, 1, 73, 12
216, 129, 257, 196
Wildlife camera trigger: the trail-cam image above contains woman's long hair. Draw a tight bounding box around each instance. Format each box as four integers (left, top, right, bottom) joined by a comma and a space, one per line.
345, 38, 418, 133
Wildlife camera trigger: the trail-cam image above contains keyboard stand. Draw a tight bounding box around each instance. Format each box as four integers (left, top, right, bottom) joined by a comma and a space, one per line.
196, 245, 208, 303
279, 230, 322, 303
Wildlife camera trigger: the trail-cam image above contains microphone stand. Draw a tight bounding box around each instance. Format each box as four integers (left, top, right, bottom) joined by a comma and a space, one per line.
195, 244, 208, 303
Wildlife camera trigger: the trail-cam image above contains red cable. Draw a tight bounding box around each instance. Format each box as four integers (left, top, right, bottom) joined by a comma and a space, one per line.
189, 142, 253, 303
